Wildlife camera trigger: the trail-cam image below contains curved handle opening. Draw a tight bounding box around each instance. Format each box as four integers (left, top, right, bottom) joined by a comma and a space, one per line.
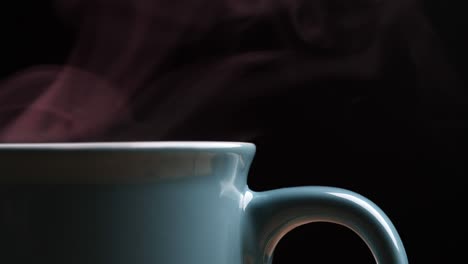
268, 222, 376, 263
242, 186, 408, 264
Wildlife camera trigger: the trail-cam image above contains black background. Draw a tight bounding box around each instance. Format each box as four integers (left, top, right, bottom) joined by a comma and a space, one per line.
1, 1, 467, 263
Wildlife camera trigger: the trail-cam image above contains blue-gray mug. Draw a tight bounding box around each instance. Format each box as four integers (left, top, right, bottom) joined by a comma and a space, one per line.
0, 142, 407, 263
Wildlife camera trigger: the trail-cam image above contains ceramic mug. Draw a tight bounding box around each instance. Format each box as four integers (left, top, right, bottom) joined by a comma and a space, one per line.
0, 142, 407, 263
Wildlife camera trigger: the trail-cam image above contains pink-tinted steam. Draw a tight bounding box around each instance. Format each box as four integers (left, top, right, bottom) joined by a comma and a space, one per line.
0, 66, 129, 141
0, 0, 457, 142
0, 0, 216, 142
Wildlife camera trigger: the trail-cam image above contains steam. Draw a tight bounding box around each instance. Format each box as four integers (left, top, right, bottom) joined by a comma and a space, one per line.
0, 0, 462, 142
1, 0, 210, 142
0, 66, 128, 141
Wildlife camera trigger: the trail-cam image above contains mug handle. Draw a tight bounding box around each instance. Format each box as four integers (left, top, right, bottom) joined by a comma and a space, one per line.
242, 186, 408, 264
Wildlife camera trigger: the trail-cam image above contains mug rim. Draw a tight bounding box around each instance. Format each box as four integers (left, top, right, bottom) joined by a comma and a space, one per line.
0, 142, 256, 183
0, 141, 255, 150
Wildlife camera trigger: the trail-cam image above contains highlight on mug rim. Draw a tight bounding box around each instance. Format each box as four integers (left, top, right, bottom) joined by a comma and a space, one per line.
0, 141, 255, 150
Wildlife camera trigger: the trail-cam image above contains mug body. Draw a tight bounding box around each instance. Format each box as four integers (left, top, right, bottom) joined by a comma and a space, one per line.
0, 142, 256, 264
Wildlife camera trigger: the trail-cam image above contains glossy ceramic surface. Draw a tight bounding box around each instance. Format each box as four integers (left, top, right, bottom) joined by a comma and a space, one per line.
0, 142, 408, 263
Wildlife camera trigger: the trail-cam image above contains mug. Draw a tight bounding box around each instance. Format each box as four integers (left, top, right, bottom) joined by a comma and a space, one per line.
0, 142, 408, 263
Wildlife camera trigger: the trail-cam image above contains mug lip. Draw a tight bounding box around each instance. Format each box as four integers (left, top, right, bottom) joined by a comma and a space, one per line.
0, 141, 255, 150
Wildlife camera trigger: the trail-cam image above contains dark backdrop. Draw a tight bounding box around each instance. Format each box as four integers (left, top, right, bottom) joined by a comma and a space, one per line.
1, 0, 467, 263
